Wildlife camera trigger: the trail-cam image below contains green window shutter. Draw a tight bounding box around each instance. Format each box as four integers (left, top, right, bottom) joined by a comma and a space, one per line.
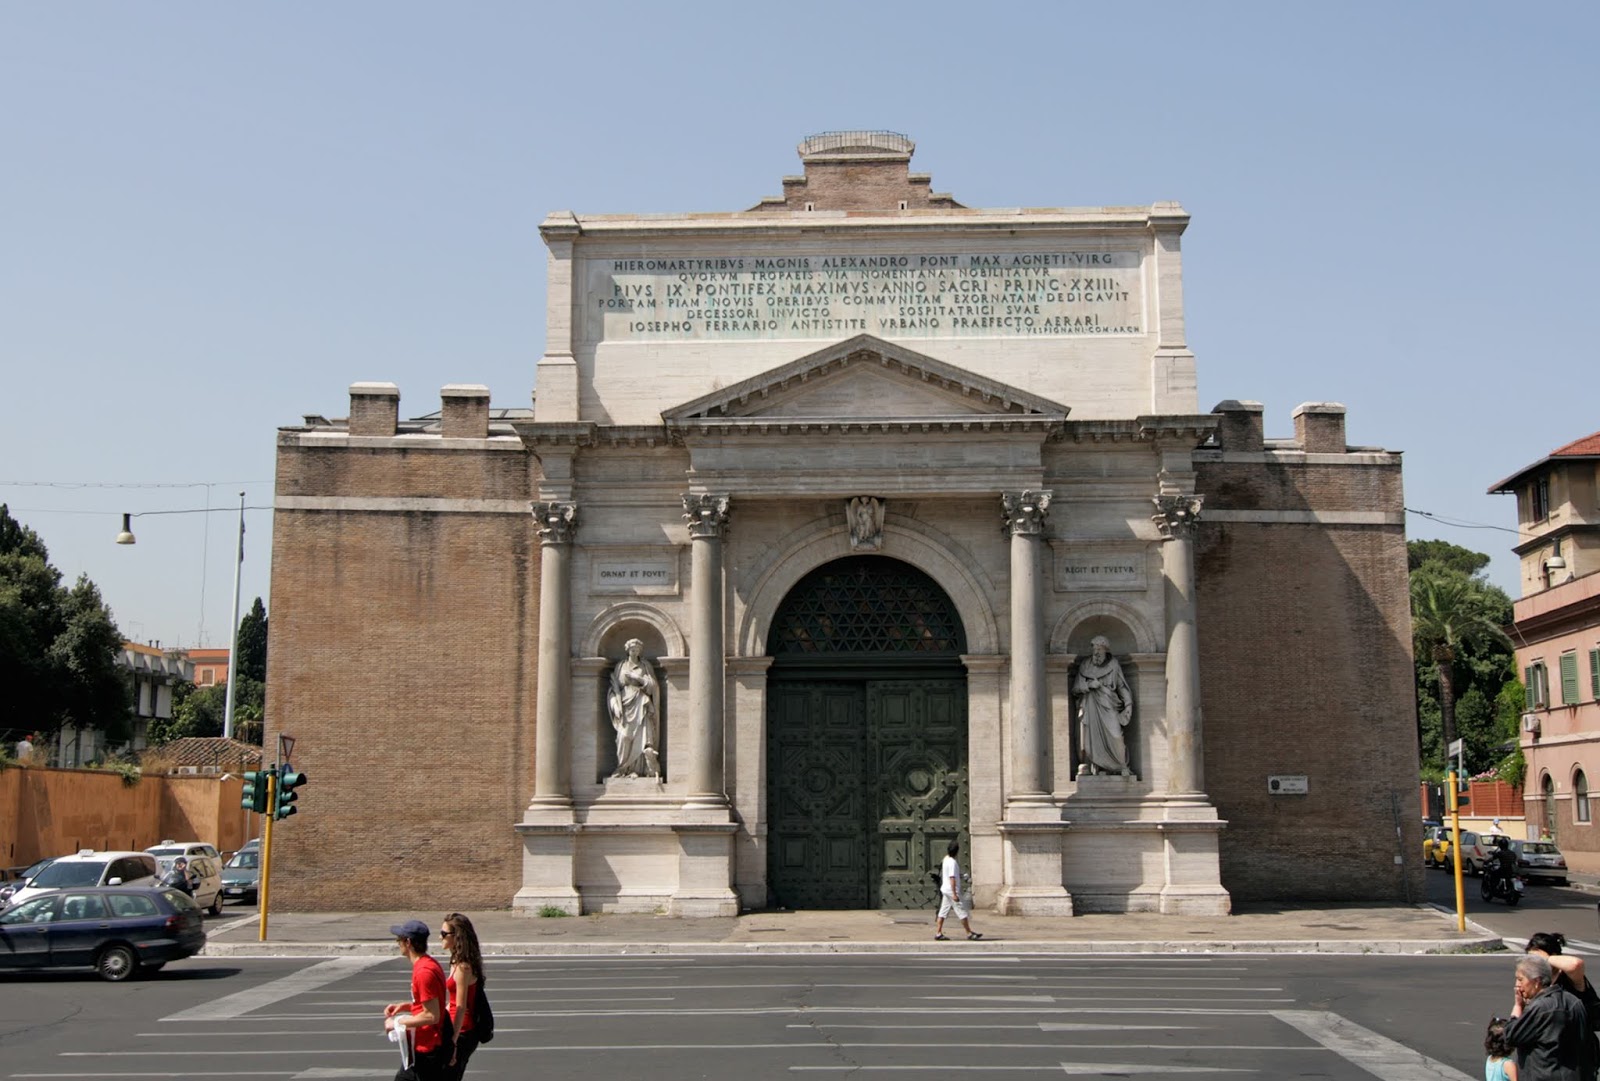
1561, 653, 1580, 705
1590, 649, 1600, 700
1526, 666, 1536, 708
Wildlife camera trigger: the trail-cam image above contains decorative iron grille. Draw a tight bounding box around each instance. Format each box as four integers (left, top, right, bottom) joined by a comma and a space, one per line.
769, 557, 965, 656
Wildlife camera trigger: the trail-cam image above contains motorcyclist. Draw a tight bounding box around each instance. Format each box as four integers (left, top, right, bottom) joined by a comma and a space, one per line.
159, 856, 196, 896
1486, 836, 1518, 891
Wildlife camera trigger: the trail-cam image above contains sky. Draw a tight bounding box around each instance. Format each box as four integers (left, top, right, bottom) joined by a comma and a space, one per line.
2, 2, 1595, 650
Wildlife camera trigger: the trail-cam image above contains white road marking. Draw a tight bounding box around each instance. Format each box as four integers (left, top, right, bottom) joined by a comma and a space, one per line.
792, 1066, 1249, 1074
1272, 1009, 1476, 1081
161, 957, 390, 1021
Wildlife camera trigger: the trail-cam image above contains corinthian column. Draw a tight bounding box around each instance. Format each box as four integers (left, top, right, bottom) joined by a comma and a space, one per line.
1002, 490, 1052, 804
683, 493, 731, 809
1153, 494, 1204, 795
530, 500, 577, 808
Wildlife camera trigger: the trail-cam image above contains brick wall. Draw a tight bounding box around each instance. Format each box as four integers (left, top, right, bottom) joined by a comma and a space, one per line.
265, 438, 539, 910
1195, 440, 1422, 901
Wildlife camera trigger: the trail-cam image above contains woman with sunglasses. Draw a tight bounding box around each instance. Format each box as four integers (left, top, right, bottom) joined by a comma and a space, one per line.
440, 913, 484, 1080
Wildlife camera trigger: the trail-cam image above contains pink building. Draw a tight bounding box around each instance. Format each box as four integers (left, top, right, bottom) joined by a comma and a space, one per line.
1492, 430, 1600, 857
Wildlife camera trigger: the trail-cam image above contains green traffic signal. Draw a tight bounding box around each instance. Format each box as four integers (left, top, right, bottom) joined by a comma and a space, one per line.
275, 768, 307, 820
241, 770, 268, 813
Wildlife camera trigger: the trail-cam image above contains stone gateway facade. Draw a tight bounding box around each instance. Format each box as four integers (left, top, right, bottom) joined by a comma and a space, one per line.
265, 133, 1420, 914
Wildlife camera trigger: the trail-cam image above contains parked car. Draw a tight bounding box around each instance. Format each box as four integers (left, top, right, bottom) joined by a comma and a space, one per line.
0, 885, 206, 980
6, 851, 160, 908
1423, 826, 1453, 868
0, 856, 57, 905
220, 847, 260, 904
1509, 838, 1570, 885
145, 841, 220, 863
1458, 832, 1515, 876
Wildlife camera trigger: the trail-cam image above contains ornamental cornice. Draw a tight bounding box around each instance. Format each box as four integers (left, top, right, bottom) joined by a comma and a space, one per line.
665, 416, 1065, 440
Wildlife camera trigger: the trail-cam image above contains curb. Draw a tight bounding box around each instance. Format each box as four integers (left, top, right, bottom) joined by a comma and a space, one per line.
200, 936, 1506, 958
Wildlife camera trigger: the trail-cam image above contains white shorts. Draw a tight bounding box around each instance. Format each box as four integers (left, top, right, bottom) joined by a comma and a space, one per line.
938, 894, 968, 920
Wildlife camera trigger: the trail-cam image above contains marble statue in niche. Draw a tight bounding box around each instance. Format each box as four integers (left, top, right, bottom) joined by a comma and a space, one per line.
847, 496, 885, 551
1074, 635, 1134, 776
607, 638, 661, 778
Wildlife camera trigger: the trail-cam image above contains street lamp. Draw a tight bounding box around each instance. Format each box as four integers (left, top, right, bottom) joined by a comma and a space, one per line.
116, 492, 249, 740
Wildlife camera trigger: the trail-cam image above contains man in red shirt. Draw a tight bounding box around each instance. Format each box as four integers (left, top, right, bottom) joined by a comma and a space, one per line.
383, 918, 450, 1080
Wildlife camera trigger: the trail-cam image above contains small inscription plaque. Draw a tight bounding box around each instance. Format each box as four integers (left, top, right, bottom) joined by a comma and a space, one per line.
1268, 775, 1309, 795
584, 250, 1144, 342
1052, 544, 1147, 592
590, 551, 679, 596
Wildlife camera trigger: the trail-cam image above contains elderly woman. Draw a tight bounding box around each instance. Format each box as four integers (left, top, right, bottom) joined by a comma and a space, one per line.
607, 638, 661, 778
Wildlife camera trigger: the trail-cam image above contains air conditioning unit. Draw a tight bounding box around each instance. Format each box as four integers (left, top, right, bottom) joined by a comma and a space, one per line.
176, 765, 199, 775
1522, 713, 1541, 735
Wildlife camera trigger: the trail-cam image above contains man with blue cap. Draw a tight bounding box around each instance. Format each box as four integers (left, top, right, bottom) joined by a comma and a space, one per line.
383, 918, 450, 1079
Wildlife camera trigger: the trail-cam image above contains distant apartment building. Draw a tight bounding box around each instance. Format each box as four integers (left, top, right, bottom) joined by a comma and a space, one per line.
1492, 430, 1600, 849
187, 647, 230, 688
52, 641, 194, 766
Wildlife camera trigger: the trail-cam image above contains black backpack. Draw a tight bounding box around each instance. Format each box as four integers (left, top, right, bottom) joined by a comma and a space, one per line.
474, 981, 495, 1043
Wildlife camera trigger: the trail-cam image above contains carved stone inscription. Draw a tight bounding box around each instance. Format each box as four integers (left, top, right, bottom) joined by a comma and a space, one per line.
1051, 543, 1147, 592
590, 550, 679, 596
587, 251, 1143, 341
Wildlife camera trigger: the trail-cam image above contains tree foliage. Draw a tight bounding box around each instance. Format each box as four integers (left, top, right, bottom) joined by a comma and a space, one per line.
147, 596, 267, 747
0, 505, 129, 741
1408, 540, 1516, 779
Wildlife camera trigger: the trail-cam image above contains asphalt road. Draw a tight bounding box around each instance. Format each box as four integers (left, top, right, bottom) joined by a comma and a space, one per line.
1423, 862, 1600, 950
0, 950, 1537, 1080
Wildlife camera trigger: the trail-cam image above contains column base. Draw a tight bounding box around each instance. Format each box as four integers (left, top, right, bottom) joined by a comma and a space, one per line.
671, 822, 740, 916
1159, 884, 1232, 916
513, 819, 580, 915
512, 886, 581, 916
995, 885, 1075, 916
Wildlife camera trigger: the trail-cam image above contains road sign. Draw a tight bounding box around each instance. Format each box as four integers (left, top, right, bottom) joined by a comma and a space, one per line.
1448, 739, 1463, 757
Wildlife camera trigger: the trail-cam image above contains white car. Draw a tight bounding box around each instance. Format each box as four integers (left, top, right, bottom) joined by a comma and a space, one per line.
5, 850, 160, 908
145, 843, 224, 915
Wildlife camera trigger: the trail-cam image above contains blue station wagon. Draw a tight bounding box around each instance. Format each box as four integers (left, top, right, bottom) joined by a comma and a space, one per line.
0, 885, 207, 980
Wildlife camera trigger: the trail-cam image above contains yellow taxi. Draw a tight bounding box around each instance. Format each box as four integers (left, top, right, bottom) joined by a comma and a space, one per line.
1423, 825, 1454, 869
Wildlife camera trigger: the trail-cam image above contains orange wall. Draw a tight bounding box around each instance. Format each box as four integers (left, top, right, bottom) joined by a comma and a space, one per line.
0, 766, 250, 871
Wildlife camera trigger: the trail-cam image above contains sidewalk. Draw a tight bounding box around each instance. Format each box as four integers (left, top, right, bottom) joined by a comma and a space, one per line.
201, 901, 1503, 957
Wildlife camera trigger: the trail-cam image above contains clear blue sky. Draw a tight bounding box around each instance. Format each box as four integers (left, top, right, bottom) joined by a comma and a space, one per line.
3, 2, 1594, 648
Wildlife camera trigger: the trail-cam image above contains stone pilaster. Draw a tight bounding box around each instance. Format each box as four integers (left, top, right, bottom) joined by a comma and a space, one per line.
515, 499, 581, 915
1152, 494, 1203, 796
529, 500, 577, 810
683, 493, 731, 814
1002, 490, 1052, 808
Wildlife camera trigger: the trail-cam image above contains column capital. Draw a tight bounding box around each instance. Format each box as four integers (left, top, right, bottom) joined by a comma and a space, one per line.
531, 500, 578, 545
1001, 490, 1053, 537
682, 493, 731, 539
1152, 494, 1203, 539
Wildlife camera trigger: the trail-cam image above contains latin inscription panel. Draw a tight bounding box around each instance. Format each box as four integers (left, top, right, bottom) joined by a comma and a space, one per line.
590, 549, 680, 596
585, 251, 1144, 342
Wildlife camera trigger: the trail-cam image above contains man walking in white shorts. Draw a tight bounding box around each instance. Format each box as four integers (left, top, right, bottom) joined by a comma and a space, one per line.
934, 839, 982, 941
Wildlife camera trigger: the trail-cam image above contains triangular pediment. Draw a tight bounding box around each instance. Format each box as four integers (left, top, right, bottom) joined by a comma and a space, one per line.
662, 335, 1070, 422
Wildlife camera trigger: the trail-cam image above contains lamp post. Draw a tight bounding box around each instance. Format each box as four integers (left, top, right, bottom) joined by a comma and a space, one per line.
117, 491, 249, 740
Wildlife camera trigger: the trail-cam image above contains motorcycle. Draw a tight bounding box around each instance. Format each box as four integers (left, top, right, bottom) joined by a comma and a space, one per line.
1480, 865, 1525, 905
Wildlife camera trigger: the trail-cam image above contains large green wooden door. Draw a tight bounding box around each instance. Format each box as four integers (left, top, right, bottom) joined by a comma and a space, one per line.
767, 677, 967, 909
765, 555, 968, 910
768, 681, 871, 909
868, 679, 967, 908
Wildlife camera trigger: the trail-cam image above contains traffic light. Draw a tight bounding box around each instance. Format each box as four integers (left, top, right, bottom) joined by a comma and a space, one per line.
241, 770, 268, 813
275, 768, 307, 820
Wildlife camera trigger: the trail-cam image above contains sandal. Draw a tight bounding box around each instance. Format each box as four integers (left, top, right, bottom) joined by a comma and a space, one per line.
967, 932, 983, 940
934, 933, 948, 940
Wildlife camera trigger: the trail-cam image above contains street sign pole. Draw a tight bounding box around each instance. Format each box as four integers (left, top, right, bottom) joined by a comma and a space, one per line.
1448, 770, 1465, 932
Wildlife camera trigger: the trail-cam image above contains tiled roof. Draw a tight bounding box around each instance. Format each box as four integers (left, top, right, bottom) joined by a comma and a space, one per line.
1551, 430, 1600, 457
143, 737, 263, 771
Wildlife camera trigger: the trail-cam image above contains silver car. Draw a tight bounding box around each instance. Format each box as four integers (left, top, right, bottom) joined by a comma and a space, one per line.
1509, 838, 1570, 885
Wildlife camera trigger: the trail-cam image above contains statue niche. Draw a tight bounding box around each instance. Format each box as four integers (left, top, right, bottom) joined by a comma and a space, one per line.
1074, 635, 1134, 777
607, 638, 661, 779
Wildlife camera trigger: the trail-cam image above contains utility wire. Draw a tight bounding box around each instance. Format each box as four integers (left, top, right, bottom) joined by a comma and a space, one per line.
1405, 507, 1522, 535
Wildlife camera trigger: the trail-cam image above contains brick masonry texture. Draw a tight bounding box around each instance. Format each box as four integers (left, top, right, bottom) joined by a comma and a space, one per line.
1195, 457, 1423, 902
265, 442, 539, 910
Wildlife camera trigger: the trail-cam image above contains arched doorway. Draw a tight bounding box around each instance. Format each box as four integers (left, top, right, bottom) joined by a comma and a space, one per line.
765, 556, 968, 909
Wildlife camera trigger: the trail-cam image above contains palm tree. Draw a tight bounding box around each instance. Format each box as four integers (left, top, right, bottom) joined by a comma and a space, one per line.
1410, 566, 1512, 769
